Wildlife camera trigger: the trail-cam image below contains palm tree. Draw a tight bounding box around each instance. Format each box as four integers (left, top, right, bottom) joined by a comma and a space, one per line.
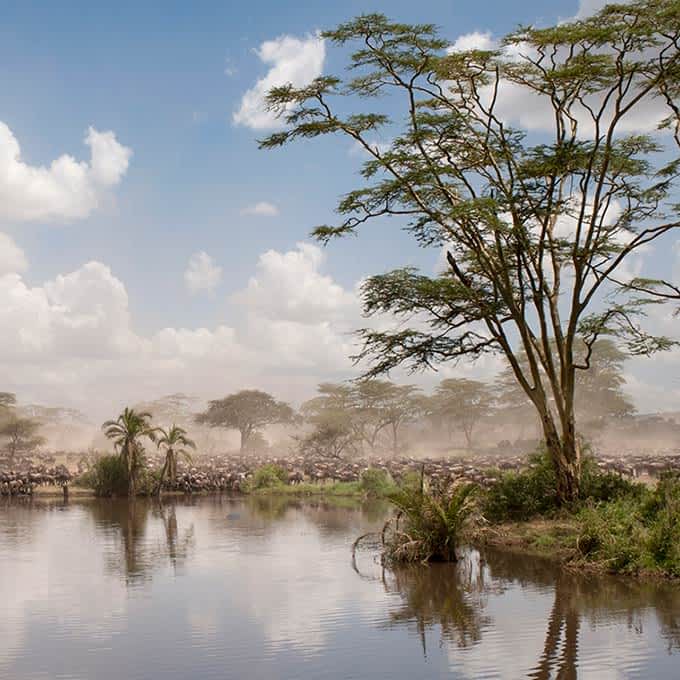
155, 424, 196, 496
102, 408, 158, 497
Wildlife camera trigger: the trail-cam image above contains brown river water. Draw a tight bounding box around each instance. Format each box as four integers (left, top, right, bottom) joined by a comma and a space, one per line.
1, 496, 679, 679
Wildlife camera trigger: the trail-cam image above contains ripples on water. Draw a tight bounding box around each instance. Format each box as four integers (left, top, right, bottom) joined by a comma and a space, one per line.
0, 496, 678, 679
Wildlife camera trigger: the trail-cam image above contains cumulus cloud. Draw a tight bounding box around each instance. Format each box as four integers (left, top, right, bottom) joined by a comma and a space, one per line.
0, 123, 131, 224
2, 238, 677, 418
0, 261, 143, 360
240, 201, 279, 217
448, 31, 496, 53
184, 251, 223, 294
233, 33, 325, 130
233, 242, 358, 323
0, 232, 28, 275
0, 243, 362, 417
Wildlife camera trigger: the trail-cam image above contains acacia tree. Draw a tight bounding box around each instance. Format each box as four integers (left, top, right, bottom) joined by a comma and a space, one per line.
431, 379, 494, 449
574, 339, 635, 428
0, 416, 45, 465
196, 390, 294, 452
102, 408, 158, 497
496, 338, 635, 437
300, 383, 362, 458
261, 4, 680, 503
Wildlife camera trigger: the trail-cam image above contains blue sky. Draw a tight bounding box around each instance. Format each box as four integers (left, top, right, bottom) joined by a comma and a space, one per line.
1, 0, 678, 416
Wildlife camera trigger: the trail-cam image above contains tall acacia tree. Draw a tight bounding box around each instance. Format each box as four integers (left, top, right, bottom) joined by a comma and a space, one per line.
261, 3, 680, 503
431, 379, 494, 449
102, 408, 158, 497
196, 390, 294, 452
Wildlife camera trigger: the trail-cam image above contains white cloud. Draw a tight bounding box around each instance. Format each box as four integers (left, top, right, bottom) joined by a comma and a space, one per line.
448, 31, 496, 53
0, 123, 131, 224
2, 238, 677, 419
184, 251, 223, 294
576, 0, 617, 18
233, 241, 358, 324
233, 33, 325, 130
0, 243, 361, 417
240, 201, 280, 217
0, 261, 143, 360
0, 232, 28, 275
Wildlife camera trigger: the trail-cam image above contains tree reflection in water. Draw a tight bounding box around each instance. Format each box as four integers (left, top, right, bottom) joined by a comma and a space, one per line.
371, 546, 680, 675
377, 552, 500, 654
88, 499, 195, 585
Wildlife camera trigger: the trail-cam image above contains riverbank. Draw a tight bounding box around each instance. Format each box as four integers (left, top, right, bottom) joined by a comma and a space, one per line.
471, 518, 680, 582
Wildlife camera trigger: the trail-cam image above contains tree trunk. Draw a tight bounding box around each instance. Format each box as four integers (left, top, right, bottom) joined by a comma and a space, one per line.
156, 457, 169, 497
541, 411, 581, 505
240, 429, 248, 452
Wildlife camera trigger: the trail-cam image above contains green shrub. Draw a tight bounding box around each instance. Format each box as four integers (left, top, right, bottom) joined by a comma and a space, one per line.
383, 480, 477, 563
580, 458, 644, 503
576, 498, 648, 572
79, 455, 128, 497
248, 464, 288, 490
482, 451, 558, 522
482, 450, 643, 523
575, 474, 680, 576
359, 468, 394, 497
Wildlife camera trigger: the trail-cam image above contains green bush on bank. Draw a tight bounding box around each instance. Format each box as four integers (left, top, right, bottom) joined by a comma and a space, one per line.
246, 464, 288, 491
77, 454, 158, 497
382, 477, 477, 563
359, 468, 395, 497
482, 449, 643, 523
78, 455, 128, 497
576, 473, 680, 576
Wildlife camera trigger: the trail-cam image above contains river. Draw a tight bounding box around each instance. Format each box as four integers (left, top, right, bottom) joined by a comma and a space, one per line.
1, 496, 678, 679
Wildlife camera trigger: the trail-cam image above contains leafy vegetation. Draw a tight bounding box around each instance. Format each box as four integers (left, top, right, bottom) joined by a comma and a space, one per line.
78, 454, 129, 497
576, 474, 680, 577
102, 408, 159, 497
482, 450, 642, 523
261, 3, 680, 504
196, 390, 294, 452
382, 475, 477, 563
246, 463, 289, 490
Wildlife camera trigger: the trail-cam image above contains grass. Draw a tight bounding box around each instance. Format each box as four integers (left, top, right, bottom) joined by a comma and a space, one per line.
244, 465, 398, 499
378, 471, 477, 564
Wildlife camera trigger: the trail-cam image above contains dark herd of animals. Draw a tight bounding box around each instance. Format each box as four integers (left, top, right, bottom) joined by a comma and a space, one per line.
2, 449, 680, 497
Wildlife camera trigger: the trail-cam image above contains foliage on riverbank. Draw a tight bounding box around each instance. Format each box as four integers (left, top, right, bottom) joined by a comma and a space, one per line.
481, 450, 643, 522
77, 454, 159, 497
476, 453, 680, 578
382, 476, 477, 564
243, 464, 398, 498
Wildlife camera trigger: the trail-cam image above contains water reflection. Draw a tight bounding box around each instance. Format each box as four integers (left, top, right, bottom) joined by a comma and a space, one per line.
1, 496, 678, 679
88, 499, 196, 584
375, 545, 680, 677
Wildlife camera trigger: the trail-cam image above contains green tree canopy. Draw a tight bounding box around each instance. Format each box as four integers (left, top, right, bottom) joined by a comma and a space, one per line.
0, 416, 45, 465
430, 378, 495, 449
102, 408, 158, 496
196, 390, 294, 452
261, 2, 680, 503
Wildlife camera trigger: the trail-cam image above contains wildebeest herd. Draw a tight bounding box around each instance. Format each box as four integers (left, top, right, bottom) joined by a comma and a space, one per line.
1, 449, 679, 497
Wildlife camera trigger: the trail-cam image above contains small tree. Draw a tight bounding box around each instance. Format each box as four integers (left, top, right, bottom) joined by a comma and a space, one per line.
431, 379, 494, 449
261, 5, 680, 503
0, 416, 45, 465
196, 390, 294, 452
155, 425, 196, 496
0, 392, 16, 413
102, 408, 158, 497
300, 383, 362, 458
